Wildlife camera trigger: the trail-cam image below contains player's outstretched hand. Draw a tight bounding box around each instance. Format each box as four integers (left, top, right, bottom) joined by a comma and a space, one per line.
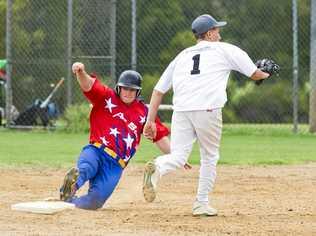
72, 62, 85, 74
143, 121, 157, 140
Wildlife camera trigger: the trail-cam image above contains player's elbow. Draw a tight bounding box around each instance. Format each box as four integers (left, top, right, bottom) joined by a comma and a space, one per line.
153, 89, 165, 97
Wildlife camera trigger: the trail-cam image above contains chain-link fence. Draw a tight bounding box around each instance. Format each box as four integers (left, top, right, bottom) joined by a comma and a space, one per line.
1, 0, 312, 128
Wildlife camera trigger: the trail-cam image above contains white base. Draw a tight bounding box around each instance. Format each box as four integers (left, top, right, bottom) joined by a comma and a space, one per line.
11, 201, 75, 214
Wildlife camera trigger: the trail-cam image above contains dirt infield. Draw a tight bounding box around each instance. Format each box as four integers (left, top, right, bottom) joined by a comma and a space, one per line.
0, 164, 315, 235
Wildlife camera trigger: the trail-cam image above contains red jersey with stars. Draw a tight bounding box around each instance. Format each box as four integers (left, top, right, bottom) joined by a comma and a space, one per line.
83, 78, 169, 164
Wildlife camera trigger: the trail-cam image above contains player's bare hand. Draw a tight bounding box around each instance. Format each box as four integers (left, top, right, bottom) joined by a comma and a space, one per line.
143, 121, 157, 140
72, 62, 85, 74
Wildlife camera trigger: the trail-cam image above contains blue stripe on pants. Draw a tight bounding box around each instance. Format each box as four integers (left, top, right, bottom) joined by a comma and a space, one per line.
70, 145, 123, 210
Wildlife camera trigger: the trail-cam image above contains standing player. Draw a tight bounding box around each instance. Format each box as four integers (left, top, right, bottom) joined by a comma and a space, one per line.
142, 14, 273, 216
59, 62, 170, 210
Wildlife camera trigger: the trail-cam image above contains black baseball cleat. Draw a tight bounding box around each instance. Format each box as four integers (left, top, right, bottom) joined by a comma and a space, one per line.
60, 167, 79, 201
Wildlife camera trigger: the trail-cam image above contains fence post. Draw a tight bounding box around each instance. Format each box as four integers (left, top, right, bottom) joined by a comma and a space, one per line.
310, 0, 316, 132
67, 0, 73, 106
110, 0, 117, 82
5, 0, 13, 127
131, 0, 137, 71
292, 0, 299, 133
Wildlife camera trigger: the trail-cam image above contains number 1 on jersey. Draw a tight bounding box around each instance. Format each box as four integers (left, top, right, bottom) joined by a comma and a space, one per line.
191, 54, 200, 75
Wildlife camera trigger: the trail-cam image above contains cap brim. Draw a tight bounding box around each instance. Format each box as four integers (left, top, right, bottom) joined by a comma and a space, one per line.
215, 21, 227, 27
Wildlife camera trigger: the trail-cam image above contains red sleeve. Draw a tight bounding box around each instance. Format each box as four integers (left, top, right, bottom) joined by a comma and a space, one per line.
153, 117, 170, 142
83, 76, 111, 107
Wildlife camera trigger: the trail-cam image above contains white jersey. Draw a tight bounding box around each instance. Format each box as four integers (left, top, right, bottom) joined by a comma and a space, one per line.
155, 41, 257, 111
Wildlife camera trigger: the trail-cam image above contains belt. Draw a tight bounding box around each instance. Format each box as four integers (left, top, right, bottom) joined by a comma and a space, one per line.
92, 142, 126, 169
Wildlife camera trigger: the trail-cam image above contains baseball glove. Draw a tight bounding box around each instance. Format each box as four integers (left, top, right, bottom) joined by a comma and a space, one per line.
255, 59, 280, 85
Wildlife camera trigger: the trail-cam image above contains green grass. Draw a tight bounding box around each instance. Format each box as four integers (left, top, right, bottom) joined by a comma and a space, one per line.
0, 124, 315, 167
0, 129, 86, 167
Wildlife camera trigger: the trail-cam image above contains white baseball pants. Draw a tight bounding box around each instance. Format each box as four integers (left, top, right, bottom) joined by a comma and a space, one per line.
155, 109, 222, 203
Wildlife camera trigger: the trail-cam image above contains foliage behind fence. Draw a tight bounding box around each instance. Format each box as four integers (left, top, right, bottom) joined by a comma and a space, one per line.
0, 0, 311, 125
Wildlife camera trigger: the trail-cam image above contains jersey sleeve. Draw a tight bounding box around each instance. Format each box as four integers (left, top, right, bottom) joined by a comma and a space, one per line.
154, 59, 176, 93
83, 76, 111, 107
153, 117, 170, 142
223, 44, 257, 77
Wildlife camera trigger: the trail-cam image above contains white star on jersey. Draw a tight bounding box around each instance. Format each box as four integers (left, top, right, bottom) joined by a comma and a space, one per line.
100, 136, 109, 146
139, 115, 146, 124
105, 98, 117, 113
109, 127, 120, 137
123, 133, 134, 150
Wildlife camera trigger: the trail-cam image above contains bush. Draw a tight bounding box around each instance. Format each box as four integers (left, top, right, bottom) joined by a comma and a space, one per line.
62, 103, 90, 133
224, 79, 300, 123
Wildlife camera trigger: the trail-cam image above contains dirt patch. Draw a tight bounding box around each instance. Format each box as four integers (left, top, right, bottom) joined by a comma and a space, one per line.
0, 164, 315, 235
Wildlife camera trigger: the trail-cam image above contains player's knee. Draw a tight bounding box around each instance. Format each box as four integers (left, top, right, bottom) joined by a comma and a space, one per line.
77, 160, 99, 182
88, 193, 107, 210
88, 199, 106, 210
172, 153, 188, 167
77, 147, 99, 174
80, 200, 105, 210
73, 192, 108, 210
